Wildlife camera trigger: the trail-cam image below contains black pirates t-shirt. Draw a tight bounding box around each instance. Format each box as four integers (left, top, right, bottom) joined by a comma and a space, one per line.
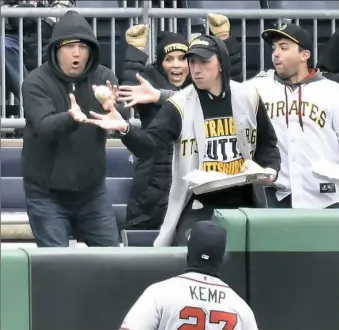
194, 90, 254, 208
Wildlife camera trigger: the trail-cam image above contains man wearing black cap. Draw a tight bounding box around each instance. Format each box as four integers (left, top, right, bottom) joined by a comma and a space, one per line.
87, 34, 281, 247
21, 10, 121, 247
245, 23, 339, 209
119, 221, 258, 330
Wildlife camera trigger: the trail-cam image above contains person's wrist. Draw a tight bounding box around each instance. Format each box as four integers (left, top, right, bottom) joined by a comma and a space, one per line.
154, 89, 161, 102
119, 122, 130, 135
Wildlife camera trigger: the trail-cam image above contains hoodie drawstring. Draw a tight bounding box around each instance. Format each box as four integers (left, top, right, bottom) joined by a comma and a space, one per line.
297, 86, 304, 131
284, 86, 289, 128
284, 85, 304, 132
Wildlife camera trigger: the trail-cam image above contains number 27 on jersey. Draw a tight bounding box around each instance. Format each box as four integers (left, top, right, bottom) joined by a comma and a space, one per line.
179, 306, 238, 329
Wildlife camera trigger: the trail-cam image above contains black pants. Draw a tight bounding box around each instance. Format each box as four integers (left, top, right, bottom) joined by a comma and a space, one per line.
25, 181, 120, 247
265, 187, 339, 209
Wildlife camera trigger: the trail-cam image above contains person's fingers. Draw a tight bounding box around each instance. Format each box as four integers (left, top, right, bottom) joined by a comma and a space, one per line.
112, 85, 118, 95
106, 80, 113, 91
69, 93, 77, 105
117, 90, 134, 97
75, 113, 87, 122
67, 109, 75, 118
85, 118, 101, 126
125, 100, 137, 107
135, 73, 147, 84
118, 85, 134, 92
89, 111, 104, 119
117, 95, 133, 103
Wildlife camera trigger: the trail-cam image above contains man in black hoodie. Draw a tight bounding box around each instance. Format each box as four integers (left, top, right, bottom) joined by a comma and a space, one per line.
21, 10, 120, 247
119, 221, 258, 330
87, 35, 281, 247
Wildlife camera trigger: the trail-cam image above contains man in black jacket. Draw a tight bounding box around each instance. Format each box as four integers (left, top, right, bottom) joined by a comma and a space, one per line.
119, 16, 243, 231
21, 10, 119, 247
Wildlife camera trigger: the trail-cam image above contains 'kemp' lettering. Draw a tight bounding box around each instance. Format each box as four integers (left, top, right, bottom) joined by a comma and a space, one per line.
189, 285, 226, 304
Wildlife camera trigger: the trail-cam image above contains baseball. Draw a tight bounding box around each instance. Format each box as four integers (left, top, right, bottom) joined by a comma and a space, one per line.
94, 85, 111, 102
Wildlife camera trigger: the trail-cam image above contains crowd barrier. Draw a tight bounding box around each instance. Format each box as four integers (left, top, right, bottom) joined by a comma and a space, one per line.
2, 7, 339, 128
2, 208, 339, 330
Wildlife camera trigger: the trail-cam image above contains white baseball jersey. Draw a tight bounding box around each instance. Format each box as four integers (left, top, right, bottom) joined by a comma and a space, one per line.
245, 71, 339, 208
120, 272, 258, 330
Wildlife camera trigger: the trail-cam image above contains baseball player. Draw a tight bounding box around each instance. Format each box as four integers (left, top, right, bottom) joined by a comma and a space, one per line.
245, 23, 339, 209
119, 221, 258, 330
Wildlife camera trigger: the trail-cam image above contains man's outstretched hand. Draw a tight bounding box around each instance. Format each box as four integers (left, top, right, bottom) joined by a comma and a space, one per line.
118, 73, 160, 107
85, 107, 129, 132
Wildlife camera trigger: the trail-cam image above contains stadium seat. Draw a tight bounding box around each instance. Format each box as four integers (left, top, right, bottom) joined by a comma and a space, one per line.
0, 177, 132, 209
0, 147, 22, 177
105, 177, 132, 204
0, 147, 135, 177
106, 147, 135, 178
121, 229, 160, 246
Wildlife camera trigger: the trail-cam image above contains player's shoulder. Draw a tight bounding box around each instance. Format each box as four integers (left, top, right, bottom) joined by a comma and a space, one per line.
146, 275, 181, 292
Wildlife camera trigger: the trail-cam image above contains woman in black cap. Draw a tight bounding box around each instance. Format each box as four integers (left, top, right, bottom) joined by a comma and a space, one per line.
120, 25, 191, 231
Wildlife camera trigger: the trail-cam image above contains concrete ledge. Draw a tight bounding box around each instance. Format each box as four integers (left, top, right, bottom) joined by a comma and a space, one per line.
1, 224, 34, 240
1, 212, 29, 225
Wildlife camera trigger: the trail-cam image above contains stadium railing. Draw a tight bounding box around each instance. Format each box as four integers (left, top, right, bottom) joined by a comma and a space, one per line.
1, 7, 339, 127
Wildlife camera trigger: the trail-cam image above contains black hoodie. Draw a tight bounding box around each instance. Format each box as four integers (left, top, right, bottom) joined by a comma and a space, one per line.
21, 10, 119, 192
122, 36, 280, 208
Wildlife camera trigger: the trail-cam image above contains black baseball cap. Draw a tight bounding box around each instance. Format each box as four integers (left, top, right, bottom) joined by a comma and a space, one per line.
262, 23, 312, 51
183, 35, 219, 59
186, 221, 226, 275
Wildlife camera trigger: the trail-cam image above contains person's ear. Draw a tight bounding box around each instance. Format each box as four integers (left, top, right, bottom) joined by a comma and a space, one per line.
301, 49, 311, 63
